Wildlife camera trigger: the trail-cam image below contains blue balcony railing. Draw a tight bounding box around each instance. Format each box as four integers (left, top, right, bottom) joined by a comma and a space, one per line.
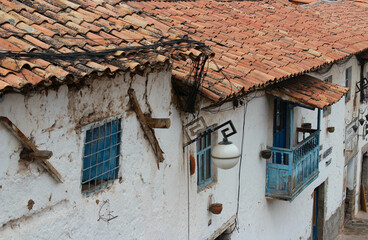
266, 130, 320, 201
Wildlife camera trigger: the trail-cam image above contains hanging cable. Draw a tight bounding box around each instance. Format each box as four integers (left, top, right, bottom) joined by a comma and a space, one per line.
231, 97, 248, 234
0, 38, 207, 60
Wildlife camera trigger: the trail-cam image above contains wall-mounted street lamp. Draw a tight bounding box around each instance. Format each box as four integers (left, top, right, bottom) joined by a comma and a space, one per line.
211, 121, 241, 169
350, 107, 368, 139
185, 120, 240, 170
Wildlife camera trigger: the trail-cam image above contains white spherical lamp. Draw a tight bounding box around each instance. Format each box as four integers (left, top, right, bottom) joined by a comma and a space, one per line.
211, 140, 240, 169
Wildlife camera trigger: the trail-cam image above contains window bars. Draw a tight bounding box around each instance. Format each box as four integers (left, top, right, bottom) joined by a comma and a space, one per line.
81, 116, 122, 195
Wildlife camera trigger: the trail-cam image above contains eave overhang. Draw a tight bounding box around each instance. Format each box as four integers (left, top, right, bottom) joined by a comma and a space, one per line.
266, 75, 349, 109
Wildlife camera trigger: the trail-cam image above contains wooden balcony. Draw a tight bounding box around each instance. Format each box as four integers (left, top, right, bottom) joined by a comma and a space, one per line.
266, 130, 320, 201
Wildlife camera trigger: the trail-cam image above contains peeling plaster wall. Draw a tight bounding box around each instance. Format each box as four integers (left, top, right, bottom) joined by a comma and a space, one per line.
190, 58, 356, 240
307, 56, 360, 236
0, 69, 194, 240
194, 94, 320, 240
0, 59, 359, 240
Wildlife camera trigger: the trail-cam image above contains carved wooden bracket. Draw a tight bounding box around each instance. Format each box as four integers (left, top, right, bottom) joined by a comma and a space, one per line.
128, 89, 170, 169
0, 116, 63, 183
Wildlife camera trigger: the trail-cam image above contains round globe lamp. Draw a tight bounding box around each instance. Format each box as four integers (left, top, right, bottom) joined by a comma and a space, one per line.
211, 140, 240, 169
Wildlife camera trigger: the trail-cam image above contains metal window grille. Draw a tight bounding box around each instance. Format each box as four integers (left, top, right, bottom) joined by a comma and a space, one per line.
197, 128, 213, 188
81, 116, 122, 195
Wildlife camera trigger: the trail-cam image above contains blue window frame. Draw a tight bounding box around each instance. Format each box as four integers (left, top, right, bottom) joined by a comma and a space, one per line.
345, 67, 352, 101
197, 128, 213, 188
81, 116, 122, 195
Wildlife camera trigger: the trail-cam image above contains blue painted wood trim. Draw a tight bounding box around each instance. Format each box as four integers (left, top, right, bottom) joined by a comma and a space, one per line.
197, 128, 213, 189
289, 104, 294, 149
266, 131, 320, 201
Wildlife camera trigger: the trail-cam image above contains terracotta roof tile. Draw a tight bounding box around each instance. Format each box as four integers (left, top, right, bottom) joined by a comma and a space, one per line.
65, 21, 90, 34
95, 5, 119, 18
0, 0, 26, 12
15, 68, 44, 85
42, 22, 76, 36
23, 35, 51, 49
2, 73, 28, 87
0, 37, 22, 51
76, 8, 100, 22
7, 10, 33, 25
0, 66, 11, 76
44, 10, 68, 24
7, 36, 36, 52
122, 0, 368, 101
267, 75, 348, 109
59, 12, 84, 25
0, 9, 19, 25
18, 10, 56, 25
0, 0, 208, 96
15, 22, 41, 35
56, 0, 81, 10
35, 0, 62, 13
0, 0, 365, 103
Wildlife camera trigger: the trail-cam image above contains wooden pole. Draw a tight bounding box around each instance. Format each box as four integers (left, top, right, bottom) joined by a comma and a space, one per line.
361, 183, 367, 212
128, 89, 165, 169
0, 116, 63, 183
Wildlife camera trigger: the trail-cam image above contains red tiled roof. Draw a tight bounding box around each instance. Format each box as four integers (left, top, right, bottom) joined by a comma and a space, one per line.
0, 0, 366, 105
311, 0, 368, 32
127, 0, 368, 102
290, 0, 319, 4
0, 0, 210, 95
266, 75, 349, 109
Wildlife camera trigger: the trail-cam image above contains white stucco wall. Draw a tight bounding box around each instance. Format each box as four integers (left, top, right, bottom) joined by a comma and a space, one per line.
0, 68, 194, 240
308, 57, 362, 221
0, 56, 362, 240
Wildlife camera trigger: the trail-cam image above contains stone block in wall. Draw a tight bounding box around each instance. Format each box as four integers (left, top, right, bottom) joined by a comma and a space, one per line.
324, 204, 344, 240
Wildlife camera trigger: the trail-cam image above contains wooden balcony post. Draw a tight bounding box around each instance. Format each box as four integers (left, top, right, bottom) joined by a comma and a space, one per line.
289, 104, 294, 149
317, 109, 321, 145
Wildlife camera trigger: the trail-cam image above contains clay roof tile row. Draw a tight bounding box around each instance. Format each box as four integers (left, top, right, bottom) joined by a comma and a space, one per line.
0, 0, 210, 96
125, 0, 368, 102
0, 0, 367, 106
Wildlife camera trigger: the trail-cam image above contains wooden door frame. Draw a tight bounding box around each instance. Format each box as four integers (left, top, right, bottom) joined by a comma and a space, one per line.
313, 181, 326, 240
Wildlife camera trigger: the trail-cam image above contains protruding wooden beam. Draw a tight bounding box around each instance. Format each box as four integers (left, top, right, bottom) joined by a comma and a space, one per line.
20, 150, 53, 160
128, 89, 165, 169
146, 118, 170, 129
0, 116, 37, 152
40, 159, 63, 183
0, 116, 63, 183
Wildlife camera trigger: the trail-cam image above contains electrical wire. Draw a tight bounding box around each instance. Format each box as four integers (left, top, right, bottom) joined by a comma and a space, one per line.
0, 29, 170, 41
202, 91, 264, 114
210, 59, 234, 96
231, 96, 248, 234
186, 126, 191, 240
0, 38, 206, 60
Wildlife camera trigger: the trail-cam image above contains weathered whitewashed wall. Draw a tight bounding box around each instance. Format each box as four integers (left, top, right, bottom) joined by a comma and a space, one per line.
188, 57, 358, 240
0, 67, 193, 240
193, 93, 320, 240
0, 57, 361, 240
302, 57, 359, 236
353, 60, 368, 215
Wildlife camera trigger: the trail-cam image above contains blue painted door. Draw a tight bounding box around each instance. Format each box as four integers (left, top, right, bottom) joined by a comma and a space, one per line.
273, 99, 287, 148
